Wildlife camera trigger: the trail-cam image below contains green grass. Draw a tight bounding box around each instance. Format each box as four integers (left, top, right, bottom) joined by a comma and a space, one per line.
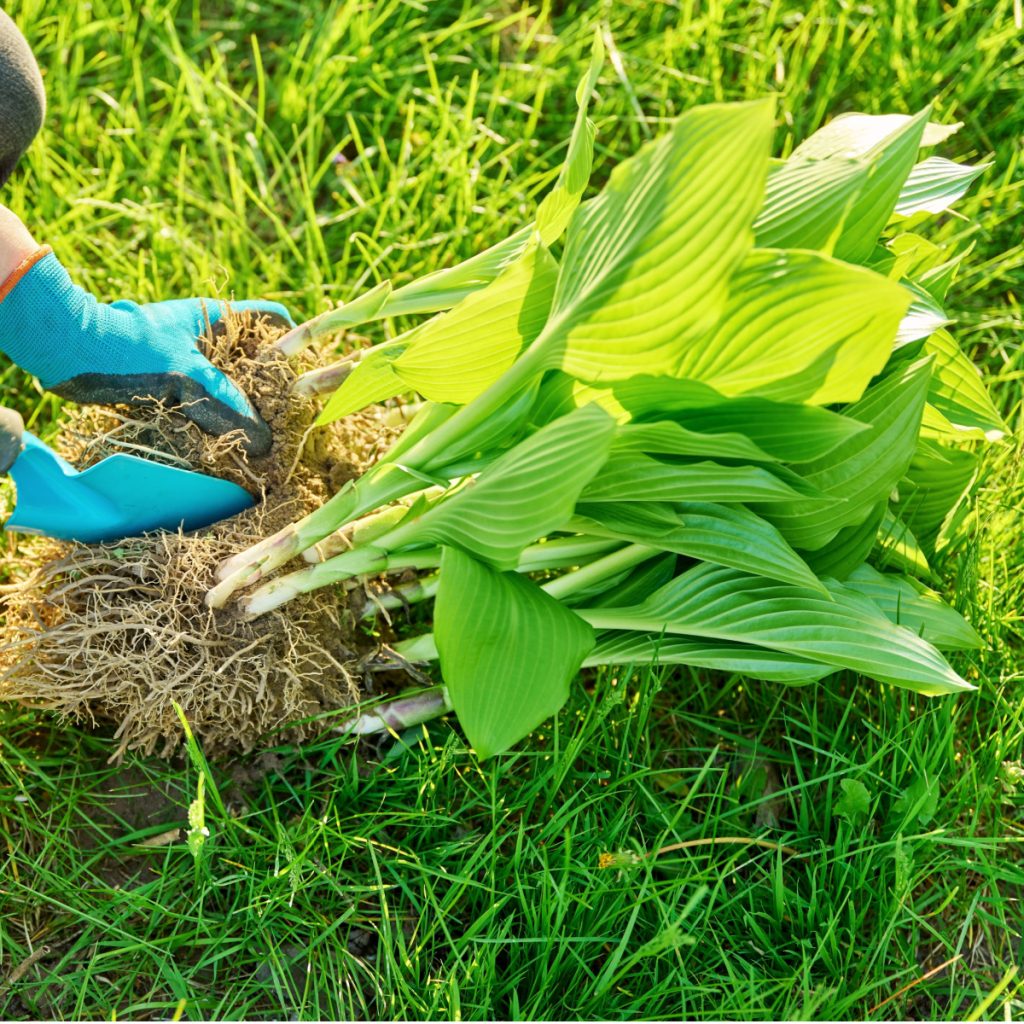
1, 0, 1023, 1018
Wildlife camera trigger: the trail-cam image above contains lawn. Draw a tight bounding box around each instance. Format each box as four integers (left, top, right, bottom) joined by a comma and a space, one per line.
1, 0, 1023, 1019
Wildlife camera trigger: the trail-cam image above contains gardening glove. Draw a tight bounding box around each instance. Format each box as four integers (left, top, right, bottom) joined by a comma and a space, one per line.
0, 247, 293, 457
0, 406, 22, 476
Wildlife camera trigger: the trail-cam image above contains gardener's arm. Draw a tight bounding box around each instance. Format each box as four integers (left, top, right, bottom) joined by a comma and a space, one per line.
0, 10, 288, 457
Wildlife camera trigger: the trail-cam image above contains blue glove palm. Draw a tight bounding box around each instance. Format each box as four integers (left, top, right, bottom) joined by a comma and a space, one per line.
0, 249, 291, 456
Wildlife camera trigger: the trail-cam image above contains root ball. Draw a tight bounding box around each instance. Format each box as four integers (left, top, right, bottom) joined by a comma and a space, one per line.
0, 313, 401, 758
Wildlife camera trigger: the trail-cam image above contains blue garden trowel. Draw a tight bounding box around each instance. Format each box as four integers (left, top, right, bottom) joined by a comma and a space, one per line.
1, 409, 255, 543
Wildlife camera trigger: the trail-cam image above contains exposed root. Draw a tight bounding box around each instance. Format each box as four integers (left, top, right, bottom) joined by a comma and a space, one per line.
0, 312, 404, 759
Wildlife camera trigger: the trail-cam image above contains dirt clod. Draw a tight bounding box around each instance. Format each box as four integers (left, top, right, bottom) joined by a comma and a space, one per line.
0, 313, 402, 759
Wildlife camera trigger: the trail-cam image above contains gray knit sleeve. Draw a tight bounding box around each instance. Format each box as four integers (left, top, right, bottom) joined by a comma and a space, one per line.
0, 8, 45, 187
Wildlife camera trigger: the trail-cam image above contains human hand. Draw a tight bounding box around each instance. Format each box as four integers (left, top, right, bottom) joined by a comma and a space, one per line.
0, 248, 292, 456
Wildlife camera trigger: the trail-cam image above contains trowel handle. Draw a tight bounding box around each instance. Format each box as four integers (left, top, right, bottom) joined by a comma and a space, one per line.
0, 407, 24, 476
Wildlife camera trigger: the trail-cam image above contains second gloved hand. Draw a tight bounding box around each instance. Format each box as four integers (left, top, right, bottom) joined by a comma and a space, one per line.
0, 247, 293, 456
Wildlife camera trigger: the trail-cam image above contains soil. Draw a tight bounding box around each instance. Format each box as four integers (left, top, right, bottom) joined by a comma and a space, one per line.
0, 312, 404, 759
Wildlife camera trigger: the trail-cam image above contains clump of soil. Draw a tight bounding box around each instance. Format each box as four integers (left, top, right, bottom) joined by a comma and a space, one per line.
0, 312, 403, 759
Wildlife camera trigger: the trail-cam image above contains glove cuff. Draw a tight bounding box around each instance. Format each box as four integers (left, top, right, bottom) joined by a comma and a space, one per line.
0, 244, 53, 303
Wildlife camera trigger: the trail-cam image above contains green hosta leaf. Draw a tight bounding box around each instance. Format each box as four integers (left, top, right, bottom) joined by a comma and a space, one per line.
573, 500, 825, 592
792, 109, 931, 264
756, 358, 932, 550
385, 404, 615, 570
291, 227, 537, 353
435, 547, 595, 757
534, 373, 869, 462
582, 562, 972, 695
580, 453, 824, 505
919, 246, 971, 302
424, 377, 542, 472
321, 243, 558, 421
392, 242, 559, 404
791, 111, 956, 160
386, 224, 534, 319
895, 440, 978, 542
896, 281, 952, 348
875, 509, 934, 579
536, 32, 603, 245
672, 249, 910, 404
754, 157, 866, 250
844, 564, 983, 650
317, 346, 406, 425
802, 500, 887, 580
923, 330, 1007, 441
541, 100, 774, 380
585, 552, 677, 608
277, 280, 394, 355
875, 232, 943, 279
611, 420, 777, 463
835, 111, 931, 263
894, 157, 988, 217
381, 402, 458, 464
585, 631, 833, 685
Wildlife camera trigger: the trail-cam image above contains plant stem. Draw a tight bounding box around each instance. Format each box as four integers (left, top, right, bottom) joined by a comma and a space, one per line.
540, 543, 658, 600
249, 533, 624, 617
333, 687, 452, 736
208, 462, 429, 607
358, 536, 626, 619
303, 487, 444, 563
361, 574, 440, 618
242, 546, 444, 618
293, 356, 360, 396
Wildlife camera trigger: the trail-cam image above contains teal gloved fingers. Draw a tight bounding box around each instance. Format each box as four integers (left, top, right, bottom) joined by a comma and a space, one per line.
0, 249, 294, 457
0, 406, 24, 475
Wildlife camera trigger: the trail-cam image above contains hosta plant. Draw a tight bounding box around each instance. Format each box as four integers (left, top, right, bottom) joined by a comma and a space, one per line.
208, 42, 1002, 757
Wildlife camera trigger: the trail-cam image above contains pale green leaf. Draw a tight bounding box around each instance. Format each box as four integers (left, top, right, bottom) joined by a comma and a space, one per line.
792, 109, 932, 264
580, 453, 825, 505
539, 100, 774, 380
319, 243, 557, 421
392, 242, 559, 404
802, 500, 887, 580
384, 404, 615, 570
834, 110, 931, 263
791, 111, 955, 160
585, 631, 833, 685
386, 224, 534, 319
435, 547, 595, 757
895, 280, 952, 348
582, 562, 972, 695
536, 32, 603, 245
611, 420, 777, 463
844, 564, 983, 649
923, 329, 1007, 440
756, 358, 932, 550
673, 249, 911, 404
754, 157, 866, 250
895, 439, 978, 541
316, 347, 406, 425
894, 157, 988, 216
573, 500, 825, 592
